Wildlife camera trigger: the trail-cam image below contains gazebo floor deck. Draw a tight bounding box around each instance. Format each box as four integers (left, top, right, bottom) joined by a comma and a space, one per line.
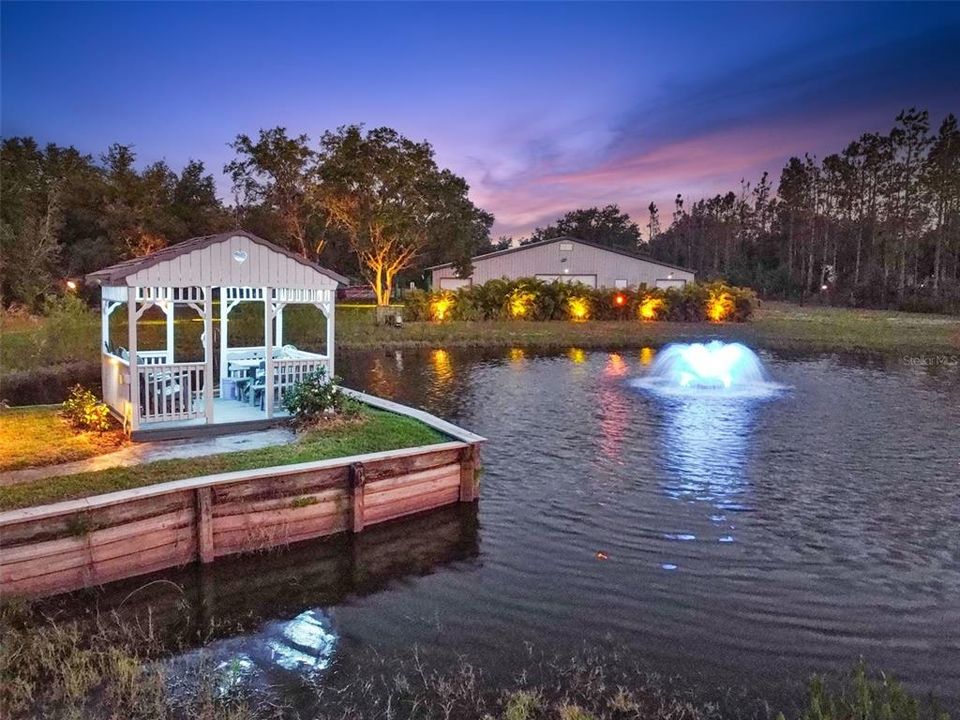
133, 398, 289, 442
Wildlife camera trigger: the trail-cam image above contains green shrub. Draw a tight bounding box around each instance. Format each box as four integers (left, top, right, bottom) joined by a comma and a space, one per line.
61, 385, 113, 433
414, 278, 757, 323
791, 661, 950, 720
281, 367, 357, 423
403, 288, 432, 321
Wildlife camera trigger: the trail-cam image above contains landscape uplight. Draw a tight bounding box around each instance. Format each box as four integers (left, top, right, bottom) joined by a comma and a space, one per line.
430, 295, 454, 321
568, 296, 589, 321
707, 290, 734, 322
639, 296, 663, 320
66, 280, 78, 291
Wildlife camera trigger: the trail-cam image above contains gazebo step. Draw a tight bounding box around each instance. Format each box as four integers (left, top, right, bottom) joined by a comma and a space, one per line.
131, 418, 285, 442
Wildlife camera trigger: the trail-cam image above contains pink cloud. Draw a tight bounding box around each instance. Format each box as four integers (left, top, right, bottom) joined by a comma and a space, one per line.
473, 112, 877, 238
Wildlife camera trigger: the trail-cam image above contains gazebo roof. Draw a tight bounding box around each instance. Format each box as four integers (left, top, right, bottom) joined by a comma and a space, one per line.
86, 230, 348, 288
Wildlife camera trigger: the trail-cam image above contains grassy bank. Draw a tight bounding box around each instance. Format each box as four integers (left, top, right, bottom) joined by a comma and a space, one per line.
0, 600, 950, 720
0, 408, 446, 511
0, 406, 126, 471
335, 301, 960, 355
2, 303, 957, 381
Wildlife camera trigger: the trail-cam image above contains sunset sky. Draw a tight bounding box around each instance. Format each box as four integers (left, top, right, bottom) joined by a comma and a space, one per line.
3, 2, 958, 238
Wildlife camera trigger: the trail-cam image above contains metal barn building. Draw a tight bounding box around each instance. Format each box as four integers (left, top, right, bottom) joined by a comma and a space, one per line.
428, 236, 695, 290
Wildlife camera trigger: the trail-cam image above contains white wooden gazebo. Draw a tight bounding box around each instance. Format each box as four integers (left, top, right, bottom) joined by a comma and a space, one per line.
86, 231, 346, 439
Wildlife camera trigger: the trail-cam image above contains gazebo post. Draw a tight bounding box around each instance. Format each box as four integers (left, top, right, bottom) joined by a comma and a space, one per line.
203, 287, 214, 423
127, 286, 140, 432
326, 298, 335, 378
264, 286, 274, 418
219, 288, 229, 382
276, 305, 284, 348
101, 300, 110, 352
165, 295, 174, 364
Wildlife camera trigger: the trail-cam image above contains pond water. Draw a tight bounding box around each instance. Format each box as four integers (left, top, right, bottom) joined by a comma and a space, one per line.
43, 346, 960, 713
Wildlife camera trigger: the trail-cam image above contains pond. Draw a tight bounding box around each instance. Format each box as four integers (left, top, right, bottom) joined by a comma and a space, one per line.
35, 346, 960, 713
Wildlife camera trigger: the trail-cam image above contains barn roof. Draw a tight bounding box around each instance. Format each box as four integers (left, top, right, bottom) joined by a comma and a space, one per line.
86, 230, 349, 286
426, 236, 695, 274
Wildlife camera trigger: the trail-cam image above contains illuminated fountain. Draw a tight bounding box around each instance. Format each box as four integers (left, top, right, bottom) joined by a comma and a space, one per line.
631, 341, 781, 398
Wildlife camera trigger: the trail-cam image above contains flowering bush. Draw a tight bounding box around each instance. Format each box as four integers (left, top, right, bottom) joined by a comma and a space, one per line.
61, 385, 113, 433
281, 368, 358, 423
405, 279, 756, 323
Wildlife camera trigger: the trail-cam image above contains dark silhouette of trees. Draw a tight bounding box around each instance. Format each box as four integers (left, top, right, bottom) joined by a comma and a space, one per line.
521, 204, 643, 252
649, 108, 959, 311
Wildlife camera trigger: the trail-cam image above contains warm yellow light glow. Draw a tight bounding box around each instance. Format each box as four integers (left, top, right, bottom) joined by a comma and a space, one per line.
640, 347, 655, 366
707, 291, 734, 322
568, 347, 586, 364
508, 289, 535, 319
431, 294, 454, 321
66, 280, 78, 291
431, 348, 452, 383
509, 347, 526, 363
568, 296, 589, 321
639, 297, 664, 320
613, 293, 626, 307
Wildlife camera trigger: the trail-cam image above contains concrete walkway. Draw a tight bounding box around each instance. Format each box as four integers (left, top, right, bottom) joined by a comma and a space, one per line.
2, 427, 296, 485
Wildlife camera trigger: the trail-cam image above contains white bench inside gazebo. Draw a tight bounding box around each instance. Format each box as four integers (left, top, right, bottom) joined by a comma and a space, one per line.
86, 231, 347, 440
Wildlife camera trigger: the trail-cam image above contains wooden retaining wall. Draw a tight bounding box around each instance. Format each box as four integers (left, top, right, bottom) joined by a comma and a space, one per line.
0, 394, 484, 599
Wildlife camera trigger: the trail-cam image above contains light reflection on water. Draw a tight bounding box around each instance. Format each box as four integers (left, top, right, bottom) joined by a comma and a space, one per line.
655, 396, 757, 513
334, 345, 960, 710
62, 345, 960, 714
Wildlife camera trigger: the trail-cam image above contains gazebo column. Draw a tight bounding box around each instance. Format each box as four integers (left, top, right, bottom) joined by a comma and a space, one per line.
275, 305, 284, 348
127, 287, 140, 432
164, 298, 175, 363
326, 297, 335, 377
263, 287, 275, 417
203, 287, 214, 423
219, 289, 229, 381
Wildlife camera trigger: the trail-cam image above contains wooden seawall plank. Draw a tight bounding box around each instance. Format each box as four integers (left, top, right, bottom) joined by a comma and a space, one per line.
0, 396, 485, 598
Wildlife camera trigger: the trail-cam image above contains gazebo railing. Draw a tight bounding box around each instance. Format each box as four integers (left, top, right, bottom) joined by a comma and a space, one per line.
102, 353, 131, 418
272, 356, 330, 406
138, 350, 172, 366
137, 362, 206, 424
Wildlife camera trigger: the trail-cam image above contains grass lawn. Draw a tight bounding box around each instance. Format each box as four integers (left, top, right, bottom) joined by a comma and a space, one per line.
0, 406, 126, 472
335, 301, 960, 355
1, 301, 957, 381
0, 408, 447, 511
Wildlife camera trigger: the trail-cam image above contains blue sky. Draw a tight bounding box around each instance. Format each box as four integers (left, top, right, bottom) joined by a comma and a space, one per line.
3, 2, 958, 237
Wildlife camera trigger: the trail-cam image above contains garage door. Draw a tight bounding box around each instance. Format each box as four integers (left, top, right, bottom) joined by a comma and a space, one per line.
439, 277, 472, 290
655, 278, 687, 289
535, 274, 597, 288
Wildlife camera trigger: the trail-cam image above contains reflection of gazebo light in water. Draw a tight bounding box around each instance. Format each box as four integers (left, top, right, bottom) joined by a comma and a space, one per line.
266, 609, 338, 672
205, 609, 339, 694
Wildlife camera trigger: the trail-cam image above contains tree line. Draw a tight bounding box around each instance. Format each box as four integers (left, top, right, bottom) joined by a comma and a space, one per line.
1, 125, 494, 309
645, 109, 960, 311
2, 108, 957, 313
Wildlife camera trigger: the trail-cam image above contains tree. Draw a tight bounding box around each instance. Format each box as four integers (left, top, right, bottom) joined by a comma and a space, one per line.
889, 109, 932, 299
923, 114, 960, 293
225, 127, 320, 259
316, 125, 491, 306
647, 202, 661, 243
171, 160, 229, 239
522, 204, 642, 251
